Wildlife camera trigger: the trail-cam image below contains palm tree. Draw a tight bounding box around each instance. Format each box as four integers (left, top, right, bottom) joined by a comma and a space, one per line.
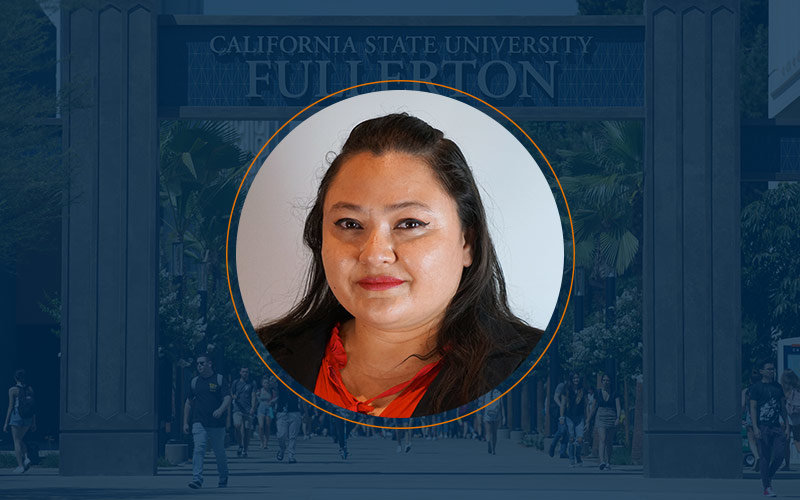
158, 120, 252, 441
159, 121, 251, 290
558, 120, 643, 282
558, 120, 643, 458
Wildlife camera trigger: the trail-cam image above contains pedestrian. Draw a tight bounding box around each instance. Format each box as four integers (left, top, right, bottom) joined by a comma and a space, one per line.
231, 367, 256, 457
548, 376, 568, 459
481, 388, 503, 455
749, 359, 789, 497
332, 409, 349, 459
396, 428, 413, 453
275, 382, 302, 463
590, 373, 620, 471
779, 369, 800, 471
743, 369, 762, 471
183, 354, 231, 489
3, 369, 35, 473
256, 376, 276, 450
457, 403, 474, 439
564, 373, 588, 467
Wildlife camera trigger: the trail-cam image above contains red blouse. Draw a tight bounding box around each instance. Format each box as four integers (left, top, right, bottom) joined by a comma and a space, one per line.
313, 324, 442, 418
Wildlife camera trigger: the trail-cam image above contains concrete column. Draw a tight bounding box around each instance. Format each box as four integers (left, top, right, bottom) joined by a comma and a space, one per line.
643, 0, 741, 478
60, 0, 159, 475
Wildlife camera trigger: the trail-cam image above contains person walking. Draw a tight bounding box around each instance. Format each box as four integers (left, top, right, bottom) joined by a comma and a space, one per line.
779, 369, 800, 471
3, 369, 35, 473
564, 373, 588, 467
256, 376, 276, 450
750, 360, 789, 497
332, 408, 350, 459
590, 373, 620, 471
548, 376, 569, 459
231, 367, 256, 457
481, 388, 503, 455
396, 428, 413, 453
183, 354, 231, 489
743, 369, 762, 471
275, 383, 302, 463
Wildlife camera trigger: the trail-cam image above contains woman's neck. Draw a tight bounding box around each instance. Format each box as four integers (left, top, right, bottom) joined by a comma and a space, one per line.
338, 318, 440, 400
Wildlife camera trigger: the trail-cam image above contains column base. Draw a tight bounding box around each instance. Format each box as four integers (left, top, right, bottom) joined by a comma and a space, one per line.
60, 431, 157, 475
644, 431, 741, 478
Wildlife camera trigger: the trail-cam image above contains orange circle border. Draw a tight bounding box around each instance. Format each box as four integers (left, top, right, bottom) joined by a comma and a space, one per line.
225, 80, 575, 430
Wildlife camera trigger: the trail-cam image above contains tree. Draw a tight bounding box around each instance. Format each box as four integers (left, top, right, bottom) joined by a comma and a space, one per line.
158, 120, 254, 438
0, 1, 62, 272
558, 121, 643, 280
740, 0, 768, 119
159, 121, 250, 261
158, 119, 257, 362
741, 182, 800, 368
568, 287, 642, 380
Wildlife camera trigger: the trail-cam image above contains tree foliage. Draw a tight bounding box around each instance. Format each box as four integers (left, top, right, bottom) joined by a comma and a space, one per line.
740, 0, 768, 119
159, 120, 250, 257
158, 120, 254, 369
568, 287, 642, 380
0, 1, 63, 272
742, 182, 800, 367
558, 121, 643, 278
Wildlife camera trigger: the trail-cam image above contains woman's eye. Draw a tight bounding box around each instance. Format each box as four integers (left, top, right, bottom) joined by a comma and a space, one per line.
396, 219, 429, 230
334, 219, 362, 230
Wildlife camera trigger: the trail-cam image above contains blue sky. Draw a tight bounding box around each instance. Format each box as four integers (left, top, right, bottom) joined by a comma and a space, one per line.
203, 0, 579, 16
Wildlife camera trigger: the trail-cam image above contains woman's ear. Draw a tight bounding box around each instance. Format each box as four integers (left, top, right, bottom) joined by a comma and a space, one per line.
462, 229, 474, 268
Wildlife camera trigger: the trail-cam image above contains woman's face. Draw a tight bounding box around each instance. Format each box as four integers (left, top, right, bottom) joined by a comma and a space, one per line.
321, 151, 473, 334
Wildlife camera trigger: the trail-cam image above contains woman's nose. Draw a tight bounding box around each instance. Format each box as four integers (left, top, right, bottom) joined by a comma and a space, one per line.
359, 227, 396, 265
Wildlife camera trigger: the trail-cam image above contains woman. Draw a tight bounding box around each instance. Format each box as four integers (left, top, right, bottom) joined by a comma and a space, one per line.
256, 376, 276, 449
590, 373, 620, 471
258, 113, 542, 418
3, 369, 35, 473
563, 372, 587, 467
780, 369, 800, 467
481, 388, 504, 455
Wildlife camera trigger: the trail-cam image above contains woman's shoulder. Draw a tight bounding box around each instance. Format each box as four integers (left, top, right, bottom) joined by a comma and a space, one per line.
262, 320, 334, 393
261, 319, 331, 353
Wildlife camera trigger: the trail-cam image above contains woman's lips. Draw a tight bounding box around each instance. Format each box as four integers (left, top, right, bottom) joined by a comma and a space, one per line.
357, 276, 405, 291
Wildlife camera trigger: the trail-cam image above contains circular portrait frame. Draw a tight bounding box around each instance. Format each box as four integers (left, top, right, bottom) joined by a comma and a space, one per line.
226, 81, 575, 430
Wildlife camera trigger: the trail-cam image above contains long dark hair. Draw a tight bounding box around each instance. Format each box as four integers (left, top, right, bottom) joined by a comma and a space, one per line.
258, 113, 540, 413
566, 372, 584, 403
781, 369, 800, 392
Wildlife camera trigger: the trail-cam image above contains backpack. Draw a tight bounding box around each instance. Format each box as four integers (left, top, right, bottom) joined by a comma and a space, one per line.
17, 386, 35, 419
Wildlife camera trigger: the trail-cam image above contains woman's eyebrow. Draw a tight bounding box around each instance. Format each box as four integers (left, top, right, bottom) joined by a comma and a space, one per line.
328, 201, 434, 213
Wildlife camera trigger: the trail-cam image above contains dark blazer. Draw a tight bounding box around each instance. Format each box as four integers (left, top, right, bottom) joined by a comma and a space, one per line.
264, 319, 542, 417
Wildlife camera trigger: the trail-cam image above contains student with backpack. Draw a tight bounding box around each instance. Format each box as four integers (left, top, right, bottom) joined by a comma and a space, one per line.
3, 369, 35, 473
183, 354, 231, 489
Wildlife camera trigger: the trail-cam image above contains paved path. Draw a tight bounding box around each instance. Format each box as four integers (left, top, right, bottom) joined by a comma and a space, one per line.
1, 435, 798, 499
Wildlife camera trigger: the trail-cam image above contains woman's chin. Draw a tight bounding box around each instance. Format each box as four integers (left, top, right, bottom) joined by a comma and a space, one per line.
352, 311, 407, 330
352, 311, 444, 337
